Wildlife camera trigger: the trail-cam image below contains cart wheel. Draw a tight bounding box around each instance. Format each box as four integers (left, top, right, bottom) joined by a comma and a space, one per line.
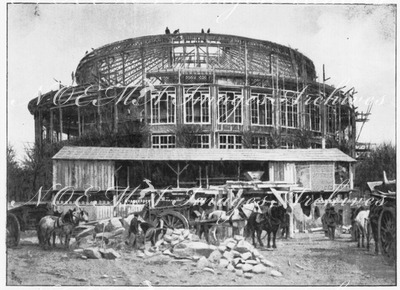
378, 207, 396, 265
7, 213, 20, 248
159, 211, 189, 229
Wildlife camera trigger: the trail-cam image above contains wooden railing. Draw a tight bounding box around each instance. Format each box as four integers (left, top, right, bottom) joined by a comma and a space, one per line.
55, 202, 147, 221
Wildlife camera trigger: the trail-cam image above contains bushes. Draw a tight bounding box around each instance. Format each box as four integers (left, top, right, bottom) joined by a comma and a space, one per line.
354, 142, 396, 191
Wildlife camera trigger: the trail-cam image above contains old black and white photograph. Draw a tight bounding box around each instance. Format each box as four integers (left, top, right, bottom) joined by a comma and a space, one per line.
5, 1, 397, 287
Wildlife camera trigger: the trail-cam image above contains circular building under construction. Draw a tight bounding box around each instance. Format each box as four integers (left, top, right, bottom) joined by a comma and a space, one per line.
28, 33, 356, 153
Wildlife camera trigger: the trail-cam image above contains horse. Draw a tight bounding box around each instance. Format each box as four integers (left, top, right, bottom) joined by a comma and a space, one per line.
245, 204, 287, 248
54, 208, 89, 248
353, 209, 371, 249
321, 205, 341, 240
37, 209, 77, 249
37, 208, 89, 249
191, 200, 262, 244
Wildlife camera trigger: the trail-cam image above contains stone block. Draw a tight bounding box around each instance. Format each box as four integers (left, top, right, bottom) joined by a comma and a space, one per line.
235, 269, 243, 277
208, 250, 222, 264
226, 241, 236, 250
219, 258, 230, 268
83, 247, 102, 259
218, 245, 227, 253
261, 259, 275, 267
242, 264, 254, 272
241, 252, 252, 260
245, 259, 258, 265
99, 248, 121, 259
197, 256, 210, 269
252, 264, 267, 274
270, 270, 283, 277
235, 240, 254, 253
222, 251, 234, 261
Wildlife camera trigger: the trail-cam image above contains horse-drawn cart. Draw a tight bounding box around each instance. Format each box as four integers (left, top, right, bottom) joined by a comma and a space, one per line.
138, 203, 191, 230
7, 202, 57, 247
377, 194, 396, 263
368, 176, 396, 265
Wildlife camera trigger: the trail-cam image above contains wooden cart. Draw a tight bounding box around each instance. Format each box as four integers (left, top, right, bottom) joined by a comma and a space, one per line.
6, 202, 56, 247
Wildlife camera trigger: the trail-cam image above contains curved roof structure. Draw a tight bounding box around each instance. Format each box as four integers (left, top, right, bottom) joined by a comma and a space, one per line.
75, 33, 316, 86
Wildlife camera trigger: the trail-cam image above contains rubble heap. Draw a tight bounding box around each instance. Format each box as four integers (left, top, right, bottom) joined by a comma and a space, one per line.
71, 216, 283, 278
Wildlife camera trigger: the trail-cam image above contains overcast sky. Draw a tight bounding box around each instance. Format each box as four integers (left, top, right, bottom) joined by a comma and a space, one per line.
7, 3, 396, 160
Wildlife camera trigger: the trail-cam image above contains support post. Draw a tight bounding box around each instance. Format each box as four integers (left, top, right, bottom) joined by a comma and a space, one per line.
50, 109, 54, 142
206, 164, 209, 188
244, 41, 248, 86
349, 163, 354, 190
177, 163, 180, 188
97, 91, 102, 132
227, 189, 233, 210
198, 165, 202, 188
288, 191, 294, 238
114, 102, 118, 134
77, 106, 81, 137
150, 192, 155, 208
59, 106, 63, 141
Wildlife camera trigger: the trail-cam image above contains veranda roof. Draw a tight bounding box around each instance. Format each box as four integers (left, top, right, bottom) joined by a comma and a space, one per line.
53, 147, 356, 163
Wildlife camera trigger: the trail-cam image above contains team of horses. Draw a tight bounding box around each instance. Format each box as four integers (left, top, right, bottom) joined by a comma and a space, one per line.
35, 196, 384, 251
188, 199, 290, 249
37, 207, 89, 249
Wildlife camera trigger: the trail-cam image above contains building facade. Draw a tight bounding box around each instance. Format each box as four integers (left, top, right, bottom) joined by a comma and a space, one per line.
28, 33, 356, 155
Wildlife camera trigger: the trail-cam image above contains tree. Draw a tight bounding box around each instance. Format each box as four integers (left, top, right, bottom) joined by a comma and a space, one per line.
7, 145, 33, 202
354, 142, 396, 192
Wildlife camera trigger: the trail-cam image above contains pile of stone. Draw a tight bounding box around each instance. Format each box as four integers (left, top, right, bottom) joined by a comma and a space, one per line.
155, 228, 193, 253
71, 217, 128, 259
186, 235, 283, 279
70, 216, 283, 279
74, 247, 121, 260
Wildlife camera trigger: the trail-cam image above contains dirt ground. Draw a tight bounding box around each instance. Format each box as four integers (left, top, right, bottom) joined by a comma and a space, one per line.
6, 230, 396, 287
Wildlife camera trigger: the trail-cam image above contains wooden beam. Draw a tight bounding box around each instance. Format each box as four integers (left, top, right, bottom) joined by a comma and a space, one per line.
165, 162, 190, 188
206, 164, 209, 188
121, 52, 126, 86
244, 41, 248, 86
77, 106, 81, 136
59, 106, 63, 141
114, 101, 118, 134
50, 109, 54, 142
97, 91, 102, 132
288, 191, 294, 238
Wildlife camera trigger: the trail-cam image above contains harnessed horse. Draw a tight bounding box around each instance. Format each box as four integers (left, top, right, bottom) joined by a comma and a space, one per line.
196, 201, 263, 244
37, 208, 89, 249
245, 203, 287, 248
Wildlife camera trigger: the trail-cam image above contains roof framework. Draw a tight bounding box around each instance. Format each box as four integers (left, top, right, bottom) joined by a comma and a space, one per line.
75, 33, 316, 87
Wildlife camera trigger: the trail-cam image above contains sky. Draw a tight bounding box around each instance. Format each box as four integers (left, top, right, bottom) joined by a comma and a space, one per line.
6, 2, 396, 161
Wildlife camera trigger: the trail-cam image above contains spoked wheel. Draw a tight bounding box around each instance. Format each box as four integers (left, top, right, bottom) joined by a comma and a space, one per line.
159, 210, 189, 230
378, 207, 396, 265
7, 213, 20, 248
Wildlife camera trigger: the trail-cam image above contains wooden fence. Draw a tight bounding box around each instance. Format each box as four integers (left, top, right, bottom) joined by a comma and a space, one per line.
55, 202, 147, 221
